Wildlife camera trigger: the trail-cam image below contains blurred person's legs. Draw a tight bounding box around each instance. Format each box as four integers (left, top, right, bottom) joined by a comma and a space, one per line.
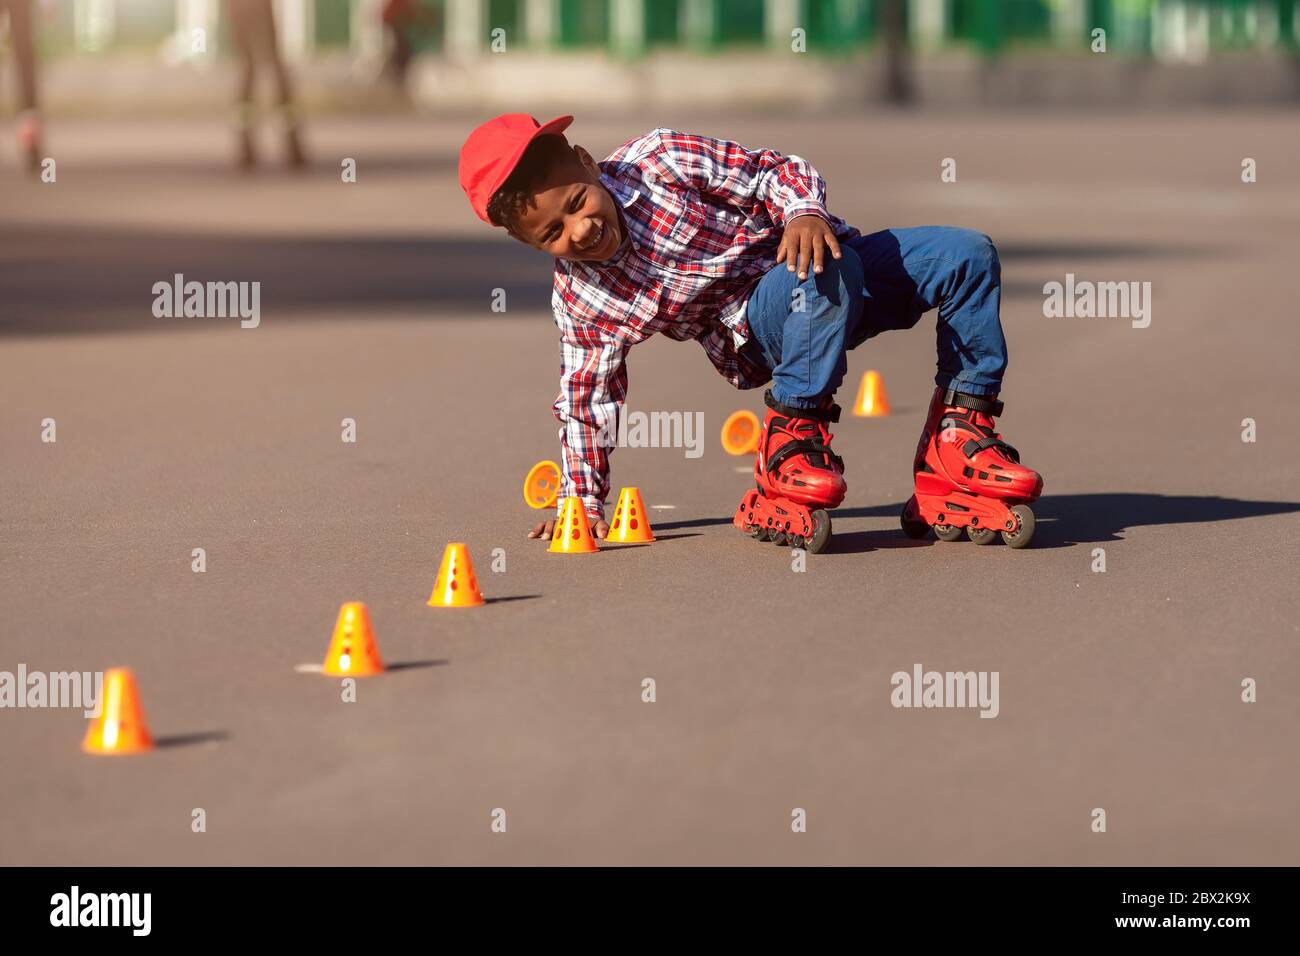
385, 26, 412, 90
260, 0, 305, 166
381, 0, 416, 93
230, 1, 258, 167
228, 0, 261, 167
2, 0, 41, 173
227, 0, 305, 169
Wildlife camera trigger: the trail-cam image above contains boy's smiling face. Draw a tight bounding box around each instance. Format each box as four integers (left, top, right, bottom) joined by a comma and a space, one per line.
509, 145, 624, 263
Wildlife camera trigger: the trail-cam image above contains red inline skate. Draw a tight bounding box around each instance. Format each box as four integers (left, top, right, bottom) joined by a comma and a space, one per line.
734, 390, 846, 553
900, 387, 1043, 548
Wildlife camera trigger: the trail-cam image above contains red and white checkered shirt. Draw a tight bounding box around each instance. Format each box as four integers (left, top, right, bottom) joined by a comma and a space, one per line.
551, 127, 860, 518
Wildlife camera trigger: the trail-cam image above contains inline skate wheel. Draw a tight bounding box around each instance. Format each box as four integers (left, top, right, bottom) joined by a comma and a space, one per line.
752, 526, 771, 541
899, 500, 929, 539
806, 510, 832, 554
934, 523, 964, 542
771, 531, 788, 546
968, 525, 997, 545
1001, 504, 1036, 549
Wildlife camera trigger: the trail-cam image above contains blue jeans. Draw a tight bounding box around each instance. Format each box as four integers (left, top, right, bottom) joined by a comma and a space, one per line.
743, 226, 1008, 408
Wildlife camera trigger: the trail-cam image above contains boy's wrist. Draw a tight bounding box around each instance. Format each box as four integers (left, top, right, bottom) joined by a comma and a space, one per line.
784, 202, 829, 225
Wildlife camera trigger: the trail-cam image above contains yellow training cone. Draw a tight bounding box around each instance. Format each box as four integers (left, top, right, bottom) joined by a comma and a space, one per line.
549, 496, 599, 554
82, 667, 154, 755
427, 542, 485, 608
721, 409, 761, 455
607, 487, 655, 543
322, 602, 385, 676
852, 370, 891, 417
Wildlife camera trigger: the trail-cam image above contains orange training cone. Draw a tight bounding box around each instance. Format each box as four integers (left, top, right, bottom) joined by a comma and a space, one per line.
721, 409, 761, 455
852, 370, 891, 417
427, 542, 485, 607
549, 496, 599, 554
607, 487, 655, 543
523, 459, 561, 510
322, 602, 385, 676
82, 667, 154, 755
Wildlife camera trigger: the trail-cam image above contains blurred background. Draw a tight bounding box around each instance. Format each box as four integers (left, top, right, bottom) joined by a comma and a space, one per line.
3, 0, 1299, 120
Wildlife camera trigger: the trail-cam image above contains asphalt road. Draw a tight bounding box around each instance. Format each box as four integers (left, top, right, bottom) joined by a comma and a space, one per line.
1, 109, 1298, 865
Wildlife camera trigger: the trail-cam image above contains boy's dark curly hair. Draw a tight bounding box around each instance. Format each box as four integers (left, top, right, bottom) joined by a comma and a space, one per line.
486, 134, 578, 239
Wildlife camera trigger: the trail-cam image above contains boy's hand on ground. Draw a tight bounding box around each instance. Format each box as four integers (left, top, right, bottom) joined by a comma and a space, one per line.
528, 517, 610, 540
777, 214, 843, 281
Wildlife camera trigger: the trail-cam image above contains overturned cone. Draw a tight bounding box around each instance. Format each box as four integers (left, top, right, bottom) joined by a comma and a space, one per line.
721, 409, 761, 455
82, 667, 154, 755
523, 459, 561, 510
427, 542, 485, 608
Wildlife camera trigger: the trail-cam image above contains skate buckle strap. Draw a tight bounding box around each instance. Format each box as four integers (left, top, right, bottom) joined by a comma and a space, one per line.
767, 437, 844, 474
961, 435, 1021, 463
943, 389, 1004, 418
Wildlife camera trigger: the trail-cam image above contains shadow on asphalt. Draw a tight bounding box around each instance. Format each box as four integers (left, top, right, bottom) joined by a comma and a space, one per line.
825, 529, 936, 555
0, 223, 1217, 336
0, 225, 551, 335
1033, 494, 1300, 546
154, 731, 229, 749
659, 494, 1300, 551
484, 595, 542, 605
386, 660, 450, 671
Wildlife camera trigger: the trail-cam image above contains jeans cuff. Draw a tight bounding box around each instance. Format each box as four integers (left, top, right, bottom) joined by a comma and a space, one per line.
770, 388, 822, 410
935, 372, 1002, 397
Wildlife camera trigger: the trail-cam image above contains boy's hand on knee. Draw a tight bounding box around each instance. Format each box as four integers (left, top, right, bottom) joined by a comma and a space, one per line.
527, 517, 610, 540
777, 214, 843, 281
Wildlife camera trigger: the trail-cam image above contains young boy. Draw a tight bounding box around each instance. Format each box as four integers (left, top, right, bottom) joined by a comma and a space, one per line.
458, 114, 1043, 551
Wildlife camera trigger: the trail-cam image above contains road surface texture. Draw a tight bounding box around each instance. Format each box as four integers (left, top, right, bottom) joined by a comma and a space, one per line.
2, 109, 1298, 865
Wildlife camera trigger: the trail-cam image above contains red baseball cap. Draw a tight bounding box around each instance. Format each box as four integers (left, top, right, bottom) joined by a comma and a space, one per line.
459, 113, 575, 224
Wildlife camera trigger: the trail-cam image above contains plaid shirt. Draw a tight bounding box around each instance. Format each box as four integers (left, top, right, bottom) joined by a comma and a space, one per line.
551, 128, 861, 519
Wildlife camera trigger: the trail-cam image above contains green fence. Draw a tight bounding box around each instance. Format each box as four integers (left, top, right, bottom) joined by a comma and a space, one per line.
315, 0, 353, 47
558, 0, 611, 45
646, 0, 684, 45
715, 0, 767, 45
22, 0, 1300, 59
949, 0, 1052, 52
807, 0, 877, 51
